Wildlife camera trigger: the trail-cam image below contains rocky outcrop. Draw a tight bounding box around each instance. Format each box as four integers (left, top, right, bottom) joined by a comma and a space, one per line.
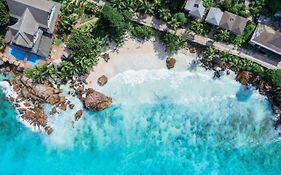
9, 76, 64, 105
166, 57, 176, 69
236, 71, 254, 85
73, 80, 112, 111
84, 89, 112, 111
97, 75, 108, 86
7, 75, 69, 134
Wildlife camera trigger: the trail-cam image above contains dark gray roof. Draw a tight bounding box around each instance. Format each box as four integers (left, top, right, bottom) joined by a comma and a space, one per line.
9, 8, 38, 48
6, 0, 60, 33
36, 34, 52, 58
219, 11, 248, 35
5, 0, 60, 58
250, 24, 281, 56
205, 7, 223, 26
185, 0, 206, 19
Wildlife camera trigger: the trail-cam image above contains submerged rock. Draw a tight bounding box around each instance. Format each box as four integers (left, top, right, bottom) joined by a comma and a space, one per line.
75, 110, 83, 121
49, 107, 57, 115
166, 57, 176, 69
69, 103, 75, 109
84, 88, 112, 111
97, 75, 108, 86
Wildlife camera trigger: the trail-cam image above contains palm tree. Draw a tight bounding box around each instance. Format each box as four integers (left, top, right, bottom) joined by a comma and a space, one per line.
203, 47, 218, 61
190, 19, 205, 35
214, 30, 230, 42
159, 8, 171, 22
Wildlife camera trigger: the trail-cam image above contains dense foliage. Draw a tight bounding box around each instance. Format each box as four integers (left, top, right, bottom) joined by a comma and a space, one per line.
249, 0, 266, 18
264, 70, 281, 103
111, 0, 161, 14
98, 4, 132, 44
267, 0, 281, 14
221, 0, 250, 17
203, 47, 265, 75
203, 0, 214, 8
168, 12, 188, 30
57, 0, 100, 39
190, 19, 211, 36
160, 32, 186, 52
213, 30, 231, 43
0, 0, 9, 50
130, 24, 154, 40
0, 0, 9, 27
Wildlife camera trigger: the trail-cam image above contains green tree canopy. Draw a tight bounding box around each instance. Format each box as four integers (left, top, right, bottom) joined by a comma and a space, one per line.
0, 0, 9, 27
160, 32, 187, 52
267, 0, 281, 13
99, 4, 132, 44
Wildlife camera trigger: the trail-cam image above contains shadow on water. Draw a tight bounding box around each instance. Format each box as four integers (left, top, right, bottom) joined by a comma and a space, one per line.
236, 85, 254, 102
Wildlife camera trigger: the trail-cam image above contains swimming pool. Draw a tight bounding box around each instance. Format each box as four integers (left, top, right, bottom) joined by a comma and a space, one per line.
9, 45, 26, 60
27, 53, 40, 66
9, 45, 41, 66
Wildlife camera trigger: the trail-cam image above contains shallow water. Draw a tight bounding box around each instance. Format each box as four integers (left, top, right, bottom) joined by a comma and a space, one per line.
0, 68, 281, 175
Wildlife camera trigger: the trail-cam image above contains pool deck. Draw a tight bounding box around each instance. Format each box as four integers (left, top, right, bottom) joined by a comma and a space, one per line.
0, 46, 51, 68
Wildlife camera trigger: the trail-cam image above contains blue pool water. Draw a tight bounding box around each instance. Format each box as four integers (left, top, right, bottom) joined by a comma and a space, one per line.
9, 45, 26, 60
0, 68, 280, 175
27, 53, 40, 66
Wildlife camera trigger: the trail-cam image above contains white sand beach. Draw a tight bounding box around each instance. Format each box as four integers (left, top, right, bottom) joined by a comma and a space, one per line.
85, 37, 199, 90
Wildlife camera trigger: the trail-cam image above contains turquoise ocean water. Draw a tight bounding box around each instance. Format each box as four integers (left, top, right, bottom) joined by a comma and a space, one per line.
0, 68, 281, 175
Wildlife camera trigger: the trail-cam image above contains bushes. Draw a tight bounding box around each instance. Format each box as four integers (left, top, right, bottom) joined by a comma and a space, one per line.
130, 25, 154, 40
267, 0, 281, 14
160, 32, 187, 52
168, 12, 188, 30
249, 0, 266, 17
221, 0, 250, 17
203, 0, 214, 8
99, 4, 132, 44
190, 19, 211, 36
264, 70, 281, 102
159, 8, 171, 22
0, 0, 9, 27
213, 30, 231, 42
202, 47, 266, 75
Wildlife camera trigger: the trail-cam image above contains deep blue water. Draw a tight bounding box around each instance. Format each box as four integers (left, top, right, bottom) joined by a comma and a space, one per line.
0, 69, 281, 175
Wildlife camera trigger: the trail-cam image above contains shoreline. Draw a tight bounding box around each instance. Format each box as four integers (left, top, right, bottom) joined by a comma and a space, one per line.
0, 36, 280, 134
85, 37, 199, 90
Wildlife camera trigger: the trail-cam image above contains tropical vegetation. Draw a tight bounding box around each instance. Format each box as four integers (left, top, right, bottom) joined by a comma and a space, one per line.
190, 19, 211, 36
98, 4, 132, 44
221, 0, 250, 17
130, 24, 154, 40
203, 47, 265, 75
168, 12, 188, 30
264, 70, 281, 104
0, 0, 9, 49
213, 30, 231, 43
203, 0, 214, 8
160, 32, 187, 52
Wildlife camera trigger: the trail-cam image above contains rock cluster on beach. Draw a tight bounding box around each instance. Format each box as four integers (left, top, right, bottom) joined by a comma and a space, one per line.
166, 57, 176, 69
73, 81, 112, 111
97, 75, 108, 86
